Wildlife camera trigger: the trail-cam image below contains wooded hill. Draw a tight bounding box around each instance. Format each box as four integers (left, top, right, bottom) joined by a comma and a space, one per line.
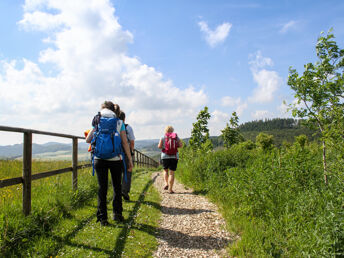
211, 118, 319, 148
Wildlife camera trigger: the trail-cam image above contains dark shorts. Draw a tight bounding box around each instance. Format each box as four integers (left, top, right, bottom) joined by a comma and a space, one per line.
162, 158, 178, 171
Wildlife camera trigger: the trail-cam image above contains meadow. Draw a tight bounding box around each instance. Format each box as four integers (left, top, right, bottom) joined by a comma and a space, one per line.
0, 160, 161, 257
177, 140, 344, 257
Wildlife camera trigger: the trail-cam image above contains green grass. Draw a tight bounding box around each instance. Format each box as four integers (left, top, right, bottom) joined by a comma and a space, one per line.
177, 143, 344, 257
0, 160, 161, 257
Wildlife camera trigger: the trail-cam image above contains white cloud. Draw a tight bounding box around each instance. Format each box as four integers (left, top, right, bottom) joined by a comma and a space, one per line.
221, 96, 247, 116
278, 102, 290, 117
248, 51, 282, 103
221, 96, 241, 107
198, 20, 232, 48
251, 110, 273, 120
280, 20, 297, 34
249, 69, 282, 103
249, 50, 273, 69
209, 110, 230, 136
0, 0, 208, 144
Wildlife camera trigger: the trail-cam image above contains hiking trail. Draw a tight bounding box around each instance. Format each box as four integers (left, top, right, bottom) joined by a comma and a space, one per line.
152, 171, 237, 257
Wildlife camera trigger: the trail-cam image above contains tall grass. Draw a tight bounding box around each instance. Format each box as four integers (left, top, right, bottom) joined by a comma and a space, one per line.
177, 142, 344, 257
0, 160, 98, 256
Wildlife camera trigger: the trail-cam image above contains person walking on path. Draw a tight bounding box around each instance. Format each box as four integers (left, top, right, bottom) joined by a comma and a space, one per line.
86, 101, 133, 226
158, 125, 182, 194
119, 111, 135, 201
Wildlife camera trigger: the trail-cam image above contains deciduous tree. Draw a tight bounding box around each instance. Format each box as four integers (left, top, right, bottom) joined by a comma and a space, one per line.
288, 29, 344, 184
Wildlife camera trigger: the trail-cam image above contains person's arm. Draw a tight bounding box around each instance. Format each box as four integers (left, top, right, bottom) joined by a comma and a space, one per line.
178, 139, 183, 148
130, 140, 134, 151
85, 128, 95, 143
120, 131, 133, 172
158, 138, 163, 149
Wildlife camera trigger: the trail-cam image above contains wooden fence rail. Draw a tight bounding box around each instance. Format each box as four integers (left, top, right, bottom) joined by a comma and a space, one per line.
0, 125, 159, 216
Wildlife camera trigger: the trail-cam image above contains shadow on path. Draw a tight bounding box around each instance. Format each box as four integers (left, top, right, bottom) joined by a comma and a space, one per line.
111, 173, 159, 257
161, 206, 213, 215
132, 222, 232, 251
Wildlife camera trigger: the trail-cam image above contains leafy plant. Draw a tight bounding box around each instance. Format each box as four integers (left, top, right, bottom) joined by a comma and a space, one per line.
288, 29, 344, 183
189, 106, 212, 150
221, 111, 244, 148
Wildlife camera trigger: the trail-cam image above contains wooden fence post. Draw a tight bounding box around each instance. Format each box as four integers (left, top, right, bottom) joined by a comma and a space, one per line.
72, 137, 78, 191
23, 131, 32, 216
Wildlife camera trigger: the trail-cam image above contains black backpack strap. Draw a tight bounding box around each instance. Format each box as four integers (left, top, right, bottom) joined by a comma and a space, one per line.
92, 112, 101, 131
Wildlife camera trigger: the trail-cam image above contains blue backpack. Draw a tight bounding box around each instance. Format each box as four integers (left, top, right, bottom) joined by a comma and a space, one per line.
91, 113, 127, 180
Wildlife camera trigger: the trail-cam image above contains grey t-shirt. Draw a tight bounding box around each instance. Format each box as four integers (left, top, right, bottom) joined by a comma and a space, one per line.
160, 135, 180, 160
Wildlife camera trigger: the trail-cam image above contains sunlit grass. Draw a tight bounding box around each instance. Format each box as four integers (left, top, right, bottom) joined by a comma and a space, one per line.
0, 160, 161, 257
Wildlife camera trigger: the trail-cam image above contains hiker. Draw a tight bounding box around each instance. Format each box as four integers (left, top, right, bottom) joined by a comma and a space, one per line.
119, 111, 135, 201
86, 101, 133, 226
158, 125, 182, 194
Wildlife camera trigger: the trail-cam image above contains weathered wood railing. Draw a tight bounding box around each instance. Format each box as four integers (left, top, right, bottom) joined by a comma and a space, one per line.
0, 125, 159, 215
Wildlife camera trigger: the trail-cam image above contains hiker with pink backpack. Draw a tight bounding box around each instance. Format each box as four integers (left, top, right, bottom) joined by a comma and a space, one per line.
158, 125, 183, 194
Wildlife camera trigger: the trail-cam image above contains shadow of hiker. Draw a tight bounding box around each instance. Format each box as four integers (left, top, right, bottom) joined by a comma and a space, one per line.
132, 222, 231, 251
161, 206, 213, 215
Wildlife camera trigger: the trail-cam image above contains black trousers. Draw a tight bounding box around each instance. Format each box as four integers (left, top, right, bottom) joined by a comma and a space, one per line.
94, 159, 123, 221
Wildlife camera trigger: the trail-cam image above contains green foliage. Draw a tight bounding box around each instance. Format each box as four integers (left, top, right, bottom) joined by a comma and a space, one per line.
288, 29, 344, 183
256, 132, 274, 151
295, 134, 308, 149
189, 106, 212, 150
221, 112, 244, 148
177, 141, 344, 256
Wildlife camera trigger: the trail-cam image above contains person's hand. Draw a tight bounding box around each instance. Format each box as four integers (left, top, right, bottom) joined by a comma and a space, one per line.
127, 159, 133, 172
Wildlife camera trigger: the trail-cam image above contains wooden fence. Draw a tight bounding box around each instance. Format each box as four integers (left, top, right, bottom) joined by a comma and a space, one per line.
0, 125, 159, 215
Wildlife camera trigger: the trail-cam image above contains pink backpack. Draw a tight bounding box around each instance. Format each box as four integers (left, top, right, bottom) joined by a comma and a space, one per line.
163, 133, 178, 155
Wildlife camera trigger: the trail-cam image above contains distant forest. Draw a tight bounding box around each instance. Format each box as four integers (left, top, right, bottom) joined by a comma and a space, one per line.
139, 118, 319, 157
211, 118, 319, 148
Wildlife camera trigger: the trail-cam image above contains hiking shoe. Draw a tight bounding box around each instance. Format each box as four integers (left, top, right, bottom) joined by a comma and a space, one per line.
100, 220, 109, 226
113, 214, 124, 222
122, 192, 130, 201
163, 185, 168, 190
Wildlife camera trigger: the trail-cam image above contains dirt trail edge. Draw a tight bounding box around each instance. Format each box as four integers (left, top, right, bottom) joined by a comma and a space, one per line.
152, 171, 237, 257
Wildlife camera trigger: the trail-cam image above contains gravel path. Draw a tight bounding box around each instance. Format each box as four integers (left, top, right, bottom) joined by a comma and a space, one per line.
152, 171, 236, 257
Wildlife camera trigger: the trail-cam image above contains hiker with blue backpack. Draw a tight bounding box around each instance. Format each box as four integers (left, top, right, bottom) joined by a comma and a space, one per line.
86, 101, 133, 226
119, 111, 135, 201
158, 125, 183, 194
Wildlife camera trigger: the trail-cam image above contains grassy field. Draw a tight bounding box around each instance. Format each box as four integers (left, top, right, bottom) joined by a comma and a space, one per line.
0, 160, 161, 257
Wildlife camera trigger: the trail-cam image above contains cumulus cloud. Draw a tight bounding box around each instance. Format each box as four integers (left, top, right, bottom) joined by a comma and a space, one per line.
280, 20, 297, 34
198, 20, 232, 48
209, 110, 230, 136
221, 96, 247, 116
248, 51, 282, 103
251, 110, 273, 120
0, 0, 207, 143
221, 96, 241, 107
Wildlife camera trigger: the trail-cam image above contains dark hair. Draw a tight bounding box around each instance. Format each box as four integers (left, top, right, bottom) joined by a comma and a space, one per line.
119, 111, 125, 121
101, 101, 115, 111
114, 104, 121, 117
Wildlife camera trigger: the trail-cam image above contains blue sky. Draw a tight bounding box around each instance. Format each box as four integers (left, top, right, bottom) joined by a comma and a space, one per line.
0, 0, 344, 145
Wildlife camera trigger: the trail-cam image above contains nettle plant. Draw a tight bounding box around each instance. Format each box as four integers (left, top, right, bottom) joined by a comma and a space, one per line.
288, 29, 344, 184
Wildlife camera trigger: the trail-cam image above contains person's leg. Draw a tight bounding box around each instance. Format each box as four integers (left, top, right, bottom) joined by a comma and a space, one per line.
162, 159, 169, 189
168, 159, 178, 193
95, 159, 108, 222
164, 169, 169, 188
110, 161, 123, 220
168, 170, 175, 193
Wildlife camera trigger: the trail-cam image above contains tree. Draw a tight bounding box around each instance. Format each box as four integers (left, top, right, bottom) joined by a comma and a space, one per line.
221, 112, 244, 148
288, 29, 344, 184
189, 106, 212, 150
256, 132, 274, 151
